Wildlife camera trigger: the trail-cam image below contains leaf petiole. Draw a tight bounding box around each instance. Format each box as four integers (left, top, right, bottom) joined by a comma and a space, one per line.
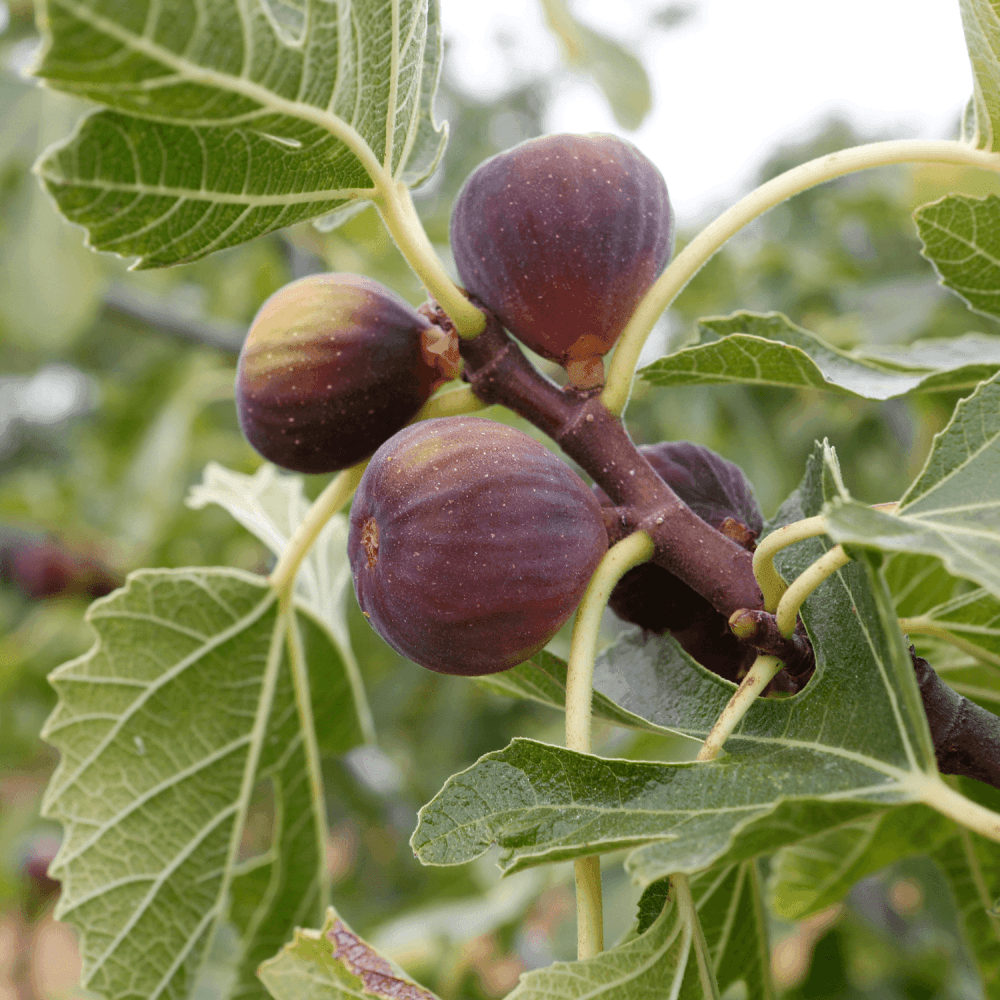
377, 182, 486, 337
775, 545, 852, 638
565, 530, 655, 959
696, 655, 784, 762
752, 515, 829, 612
602, 140, 1000, 416
269, 464, 367, 596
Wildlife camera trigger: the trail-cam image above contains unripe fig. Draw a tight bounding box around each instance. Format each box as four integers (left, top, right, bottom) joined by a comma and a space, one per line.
597, 442, 762, 678
349, 416, 608, 675
450, 133, 673, 388
236, 274, 458, 474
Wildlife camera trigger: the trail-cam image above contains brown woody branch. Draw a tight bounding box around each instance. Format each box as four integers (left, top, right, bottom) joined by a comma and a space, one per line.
429, 302, 1000, 791
912, 652, 1000, 790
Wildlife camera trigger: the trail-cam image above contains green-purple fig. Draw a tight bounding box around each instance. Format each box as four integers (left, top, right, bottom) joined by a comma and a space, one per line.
236, 273, 457, 474
450, 133, 672, 387
348, 416, 608, 675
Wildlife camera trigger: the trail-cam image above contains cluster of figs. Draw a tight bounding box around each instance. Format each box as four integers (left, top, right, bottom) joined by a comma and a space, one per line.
236, 133, 761, 676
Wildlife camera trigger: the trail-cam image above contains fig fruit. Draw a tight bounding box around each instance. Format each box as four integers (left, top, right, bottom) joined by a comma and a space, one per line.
597, 442, 762, 679
236, 273, 457, 474
450, 133, 673, 387
349, 416, 608, 675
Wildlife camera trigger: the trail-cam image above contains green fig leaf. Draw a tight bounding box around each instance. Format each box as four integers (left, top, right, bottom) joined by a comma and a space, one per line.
42, 569, 364, 1000
915, 194, 1000, 321
639, 313, 1000, 398
826, 373, 1000, 600
959, 0, 1000, 151
32, 0, 447, 266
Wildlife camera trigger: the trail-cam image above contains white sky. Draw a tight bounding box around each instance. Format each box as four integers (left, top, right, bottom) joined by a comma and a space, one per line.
441, 0, 974, 224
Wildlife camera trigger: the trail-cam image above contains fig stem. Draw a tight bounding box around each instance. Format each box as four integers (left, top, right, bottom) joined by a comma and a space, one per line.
269, 463, 367, 595
696, 655, 784, 762
601, 139, 1000, 416
752, 515, 829, 612
377, 183, 486, 338
775, 545, 852, 638
565, 530, 654, 961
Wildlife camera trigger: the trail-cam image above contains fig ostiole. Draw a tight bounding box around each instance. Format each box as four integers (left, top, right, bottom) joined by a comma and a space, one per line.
235, 273, 457, 475
450, 132, 673, 388
348, 416, 608, 676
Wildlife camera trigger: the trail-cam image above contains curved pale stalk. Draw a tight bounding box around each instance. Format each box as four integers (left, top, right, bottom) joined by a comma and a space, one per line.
921, 778, 1000, 843
269, 463, 367, 595
601, 140, 1000, 415
566, 530, 655, 961
415, 384, 486, 419
378, 182, 485, 337
752, 515, 829, 613
775, 545, 851, 638
696, 655, 784, 762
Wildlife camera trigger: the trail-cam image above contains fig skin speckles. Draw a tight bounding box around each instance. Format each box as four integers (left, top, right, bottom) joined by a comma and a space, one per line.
348, 416, 608, 676
450, 133, 673, 386
236, 273, 443, 474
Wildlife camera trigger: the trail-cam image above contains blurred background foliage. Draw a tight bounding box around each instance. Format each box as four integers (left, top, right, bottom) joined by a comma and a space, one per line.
1, 0, 999, 997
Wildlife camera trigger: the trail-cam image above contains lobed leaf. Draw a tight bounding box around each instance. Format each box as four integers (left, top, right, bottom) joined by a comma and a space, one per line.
915, 194, 1000, 321
412, 442, 954, 888
42, 568, 364, 1000
505, 867, 769, 1000
766, 805, 954, 921
930, 778, 1000, 994
639, 313, 1000, 398
959, 0, 1000, 151
826, 372, 1000, 600
32, 0, 447, 266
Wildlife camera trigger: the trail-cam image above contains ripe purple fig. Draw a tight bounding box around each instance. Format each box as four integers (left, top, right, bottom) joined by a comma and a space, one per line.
597, 442, 762, 679
450, 133, 673, 388
349, 416, 608, 675
235, 273, 459, 474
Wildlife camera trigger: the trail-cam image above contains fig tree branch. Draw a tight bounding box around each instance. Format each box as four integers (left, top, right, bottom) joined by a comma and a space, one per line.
421, 303, 1000, 794
447, 308, 764, 619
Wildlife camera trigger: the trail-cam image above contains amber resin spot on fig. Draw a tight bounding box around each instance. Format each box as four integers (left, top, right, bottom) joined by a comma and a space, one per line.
361, 517, 379, 569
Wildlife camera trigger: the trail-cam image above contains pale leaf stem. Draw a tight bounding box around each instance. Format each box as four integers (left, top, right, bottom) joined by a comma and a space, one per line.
419, 384, 487, 418
672, 874, 722, 1000
602, 139, 1000, 415
752, 515, 828, 612
378, 182, 486, 337
900, 617, 1000, 669
282, 596, 332, 910
696, 655, 784, 762
566, 530, 655, 960
775, 546, 851, 638
269, 464, 366, 595
566, 531, 655, 753
921, 776, 1000, 844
